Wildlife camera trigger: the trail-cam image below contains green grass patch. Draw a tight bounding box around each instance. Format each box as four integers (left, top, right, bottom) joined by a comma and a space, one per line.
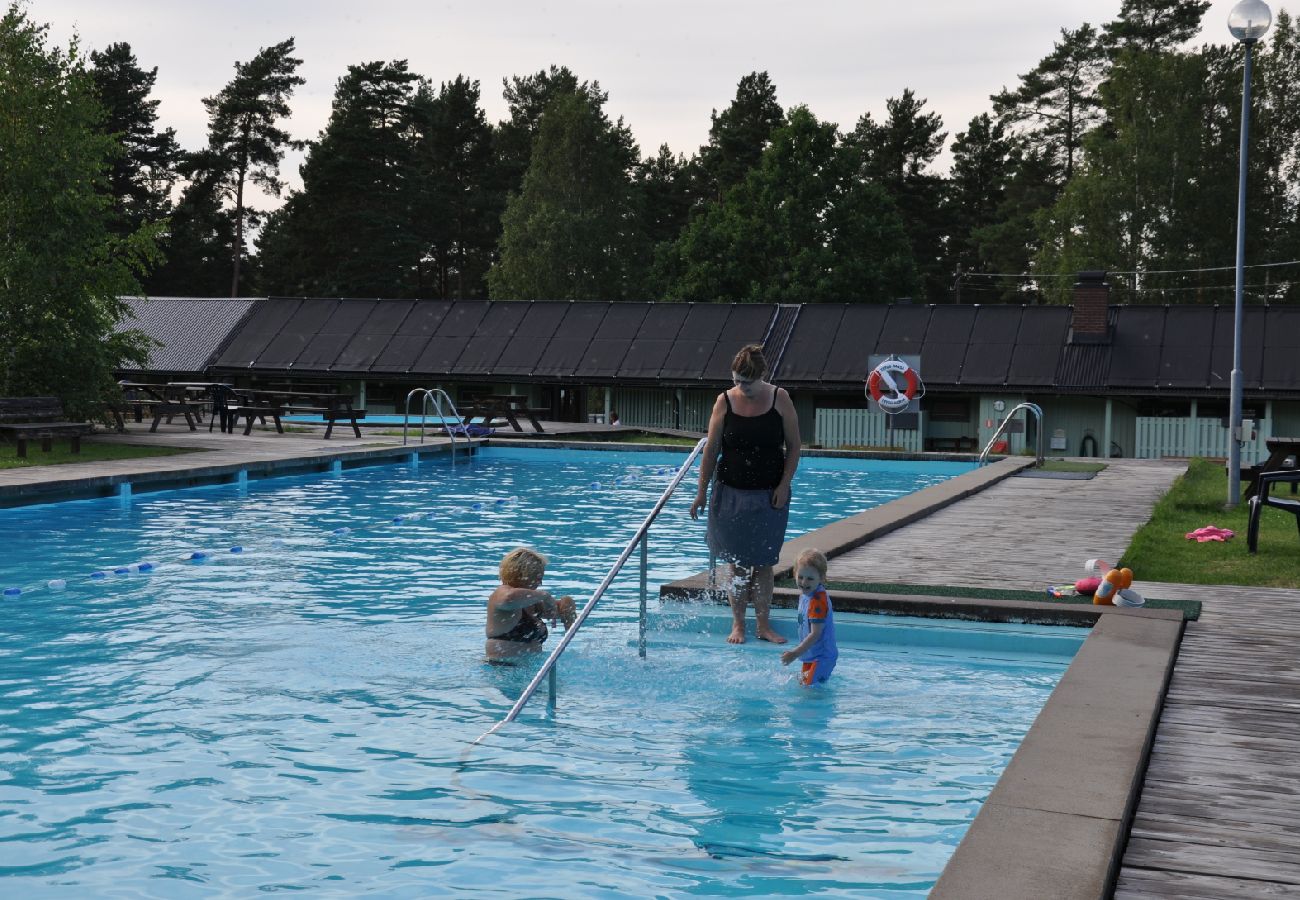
1038, 459, 1106, 473
595, 432, 701, 446
1124, 457, 1299, 588
0, 439, 195, 469
775, 578, 1201, 620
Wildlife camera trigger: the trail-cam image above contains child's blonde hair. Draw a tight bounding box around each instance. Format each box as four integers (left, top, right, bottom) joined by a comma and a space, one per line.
500, 547, 547, 587
794, 548, 828, 580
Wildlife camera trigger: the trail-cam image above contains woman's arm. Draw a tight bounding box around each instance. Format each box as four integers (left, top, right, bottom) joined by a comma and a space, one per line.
690, 393, 727, 520
772, 387, 801, 509
494, 586, 556, 612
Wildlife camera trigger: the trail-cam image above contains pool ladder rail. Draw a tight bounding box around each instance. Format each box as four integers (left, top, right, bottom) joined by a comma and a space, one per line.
475, 436, 709, 744
403, 388, 464, 459
978, 401, 1045, 467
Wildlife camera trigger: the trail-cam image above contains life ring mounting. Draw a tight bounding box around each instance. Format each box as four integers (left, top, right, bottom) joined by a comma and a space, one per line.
866, 358, 921, 414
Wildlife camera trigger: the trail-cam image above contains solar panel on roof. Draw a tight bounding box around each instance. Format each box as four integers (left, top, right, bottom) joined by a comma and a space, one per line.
638, 304, 691, 340
779, 305, 846, 382
1209, 306, 1265, 389
334, 333, 393, 371
921, 344, 966, 382
215, 297, 302, 367
371, 334, 433, 372
662, 341, 718, 379
619, 339, 676, 378
1157, 307, 1215, 387
1008, 308, 1069, 386
280, 299, 339, 336
434, 302, 490, 337
923, 306, 978, 343
414, 336, 468, 374
320, 300, 378, 333
821, 305, 887, 382
676, 304, 733, 343
355, 300, 415, 334
577, 340, 635, 377
557, 303, 609, 341
968, 306, 1023, 344
702, 306, 776, 380
534, 339, 592, 376
594, 303, 650, 339
494, 303, 570, 375
1109, 307, 1166, 387
878, 306, 933, 349
258, 332, 312, 369
400, 301, 453, 336
960, 344, 1013, 384
295, 333, 352, 369
1261, 308, 1300, 390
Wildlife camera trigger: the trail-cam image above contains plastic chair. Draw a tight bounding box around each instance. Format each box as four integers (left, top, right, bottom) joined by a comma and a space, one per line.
1246, 470, 1300, 553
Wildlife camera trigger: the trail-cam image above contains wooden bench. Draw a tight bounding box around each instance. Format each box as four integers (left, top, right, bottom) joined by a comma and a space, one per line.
116, 383, 204, 432
0, 397, 95, 458
227, 391, 365, 438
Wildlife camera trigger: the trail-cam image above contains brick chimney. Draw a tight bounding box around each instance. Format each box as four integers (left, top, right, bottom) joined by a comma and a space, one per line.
1070, 271, 1110, 343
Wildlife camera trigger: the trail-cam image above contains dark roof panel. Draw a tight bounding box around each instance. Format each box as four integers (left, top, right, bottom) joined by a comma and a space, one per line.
1209, 306, 1266, 390
494, 302, 571, 376
822, 305, 888, 382
433, 302, 491, 337
921, 307, 979, 383
960, 307, 1023, 385
877, 306, 932, 351
1108, 306, 1166, 387
369, 301, 451, 372
414, 337, 468, 375
594, 303, 650, 339
455, 303, 530, 374
1157, 306, 1215, 388
215, 297, 302, 368
779, 305, 846, 382
1009, 306, 1069, 385
1261, 307, 1300, 390
619, 306, 691, 377
702, 305, 777, 381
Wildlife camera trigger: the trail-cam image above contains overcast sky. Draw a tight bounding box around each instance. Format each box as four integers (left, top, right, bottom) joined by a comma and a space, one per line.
34, 0, 1297, 208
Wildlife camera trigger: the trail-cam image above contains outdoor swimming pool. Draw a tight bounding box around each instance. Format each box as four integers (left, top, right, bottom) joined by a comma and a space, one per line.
0, 448, 1077, 895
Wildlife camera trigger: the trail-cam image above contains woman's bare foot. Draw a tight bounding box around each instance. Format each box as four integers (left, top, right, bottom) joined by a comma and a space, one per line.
727, 626, 746, 644
756, 625, 787, 644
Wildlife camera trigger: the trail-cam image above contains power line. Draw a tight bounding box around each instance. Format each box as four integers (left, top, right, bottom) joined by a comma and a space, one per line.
961, 259, 1300, 279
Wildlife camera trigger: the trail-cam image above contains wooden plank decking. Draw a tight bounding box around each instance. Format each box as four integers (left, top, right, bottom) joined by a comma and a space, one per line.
830, 460, 1300, 897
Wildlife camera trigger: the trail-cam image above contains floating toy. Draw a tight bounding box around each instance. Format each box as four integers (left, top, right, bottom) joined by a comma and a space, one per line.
137, 562, 155, 573
3, 587, 19, 597
1047, 584, 1077, 599
230, 546, 243, 554
866, 357, 922, 414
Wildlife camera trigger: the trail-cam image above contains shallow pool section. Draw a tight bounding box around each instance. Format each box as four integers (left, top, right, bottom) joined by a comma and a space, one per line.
0, 447, 1070, 896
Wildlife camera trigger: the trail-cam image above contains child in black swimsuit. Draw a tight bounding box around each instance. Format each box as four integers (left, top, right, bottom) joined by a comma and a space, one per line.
485, 548, 576, 662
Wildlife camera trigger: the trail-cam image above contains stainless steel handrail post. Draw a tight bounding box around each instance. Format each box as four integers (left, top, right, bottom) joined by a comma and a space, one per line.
404, 388, 464, 462
978, 402, 1044, 467
475, 436, 709, 743
638, 535, 648, 659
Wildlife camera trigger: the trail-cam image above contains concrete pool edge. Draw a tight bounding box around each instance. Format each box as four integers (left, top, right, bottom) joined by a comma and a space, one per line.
0, 440, 479, 507
931, 608, 1184, 899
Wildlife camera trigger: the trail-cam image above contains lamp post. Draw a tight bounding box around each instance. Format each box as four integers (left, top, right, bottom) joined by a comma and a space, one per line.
1225, 0, 1271, 508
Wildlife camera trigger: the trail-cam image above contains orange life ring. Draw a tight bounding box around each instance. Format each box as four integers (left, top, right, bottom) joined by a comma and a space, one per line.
866, 360, 920, 413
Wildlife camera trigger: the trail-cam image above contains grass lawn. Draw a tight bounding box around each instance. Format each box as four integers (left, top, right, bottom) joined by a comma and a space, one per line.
1124, 457, 1300, 588
599, 432, 700, 446
1039, 459, 1107, 473
0, 439, 195, 469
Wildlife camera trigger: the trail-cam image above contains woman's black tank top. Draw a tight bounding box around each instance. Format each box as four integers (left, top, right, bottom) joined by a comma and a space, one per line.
717, 389, 785, 490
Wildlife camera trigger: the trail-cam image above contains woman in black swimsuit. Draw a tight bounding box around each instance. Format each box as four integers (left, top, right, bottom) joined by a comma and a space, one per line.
689, 345, 801, 645
485, 548, 576, 662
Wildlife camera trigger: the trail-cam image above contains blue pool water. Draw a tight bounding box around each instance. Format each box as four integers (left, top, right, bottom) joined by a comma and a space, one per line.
0, 448, 1076, 896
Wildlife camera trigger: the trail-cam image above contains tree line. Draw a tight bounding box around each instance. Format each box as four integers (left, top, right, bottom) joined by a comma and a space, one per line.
3, 1, 1300, 410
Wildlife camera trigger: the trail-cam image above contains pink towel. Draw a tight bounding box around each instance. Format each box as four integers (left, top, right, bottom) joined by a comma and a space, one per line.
1185, 525, 1235, 542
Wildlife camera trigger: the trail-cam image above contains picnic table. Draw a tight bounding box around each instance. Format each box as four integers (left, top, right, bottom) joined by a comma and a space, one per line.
227, 389, 366, 438
166, 382, 236, 433
1244, 436, 1300, 500
0, 397, 94, 457
115, 382, 205, 432
458, 395, 546, 434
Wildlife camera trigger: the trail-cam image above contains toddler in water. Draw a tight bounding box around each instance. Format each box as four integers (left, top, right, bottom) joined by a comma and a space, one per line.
780, 549, 838, 685
485, 548, 576, 662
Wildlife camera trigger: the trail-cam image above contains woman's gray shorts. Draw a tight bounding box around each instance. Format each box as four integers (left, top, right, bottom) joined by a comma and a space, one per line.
705, 480, 789, 568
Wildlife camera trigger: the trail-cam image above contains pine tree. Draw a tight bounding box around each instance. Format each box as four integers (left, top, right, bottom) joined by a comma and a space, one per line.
198, 38, 304, 296
88, 42, 180, 238
698, 71, 785, 199
945, 114, 1016, 298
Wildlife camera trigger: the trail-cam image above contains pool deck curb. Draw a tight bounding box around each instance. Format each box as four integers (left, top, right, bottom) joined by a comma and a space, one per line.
931, 608, 1185, 900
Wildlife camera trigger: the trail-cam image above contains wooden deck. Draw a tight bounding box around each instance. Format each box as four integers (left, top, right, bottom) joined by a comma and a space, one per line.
831, 460, 1300, 897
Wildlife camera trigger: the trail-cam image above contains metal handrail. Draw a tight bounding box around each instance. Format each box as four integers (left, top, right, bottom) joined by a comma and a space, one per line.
475, 436, 709, 743
978, 402, 1044, 467
403, 388, 463, 460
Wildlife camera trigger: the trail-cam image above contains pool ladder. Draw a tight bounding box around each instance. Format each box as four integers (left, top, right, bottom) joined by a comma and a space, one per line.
978, 402, 1045, 467
475, 436, 710, 743
403, 388, 464, 460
